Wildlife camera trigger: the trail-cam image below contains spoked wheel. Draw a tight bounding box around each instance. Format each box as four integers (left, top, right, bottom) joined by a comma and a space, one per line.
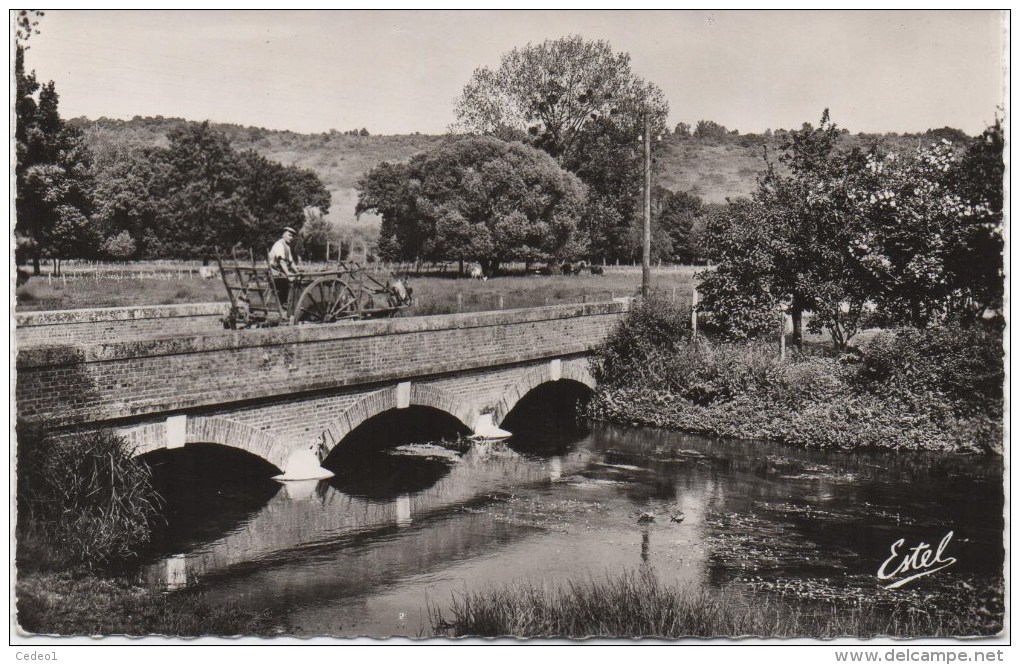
292, 277, 359, 324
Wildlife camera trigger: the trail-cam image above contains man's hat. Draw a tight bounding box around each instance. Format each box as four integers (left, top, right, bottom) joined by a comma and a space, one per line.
282, 226, 297, 235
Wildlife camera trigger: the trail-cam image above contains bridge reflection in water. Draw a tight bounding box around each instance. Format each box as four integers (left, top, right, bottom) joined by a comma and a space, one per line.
143, 442, 602, 594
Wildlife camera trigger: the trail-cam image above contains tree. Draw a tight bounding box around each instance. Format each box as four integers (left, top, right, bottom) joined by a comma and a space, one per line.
454, 36, 668, 262
697, 198, 786, 340
699, 110, 1005, 347
16, 44, 98, 274
299, 209, 338, 262
652, 187, 703, 263
102, 230, 137, 261
948, 120, 1004, 318
357, 136, 586, 273
839, 133, 1003, 326
91, 122, 331, 259
699, 111, 872, 347
694, 120, 731, 141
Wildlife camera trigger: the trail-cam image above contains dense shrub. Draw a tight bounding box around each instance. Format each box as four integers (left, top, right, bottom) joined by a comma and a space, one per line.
846, 323, 1004, 418
588, 306, 1003, 453
591, 296, 692, 387
16, 421, 162, 570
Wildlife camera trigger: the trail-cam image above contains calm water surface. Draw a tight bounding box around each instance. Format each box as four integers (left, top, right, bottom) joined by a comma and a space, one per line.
140, 422, 1004, 637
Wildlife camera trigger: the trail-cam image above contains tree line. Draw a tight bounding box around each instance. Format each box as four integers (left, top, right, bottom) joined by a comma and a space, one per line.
15, 37, 331, 274
698, 110, 1003, 347
357, 35, 701, 270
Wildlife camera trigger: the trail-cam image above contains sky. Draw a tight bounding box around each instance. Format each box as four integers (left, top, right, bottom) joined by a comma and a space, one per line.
18, 10, 1006, 137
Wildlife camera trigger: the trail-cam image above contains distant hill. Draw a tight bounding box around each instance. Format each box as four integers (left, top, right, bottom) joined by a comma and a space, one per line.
72, 116, 970, 229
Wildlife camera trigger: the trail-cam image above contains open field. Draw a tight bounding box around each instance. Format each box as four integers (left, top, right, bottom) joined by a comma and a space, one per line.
15, 263, 702, 314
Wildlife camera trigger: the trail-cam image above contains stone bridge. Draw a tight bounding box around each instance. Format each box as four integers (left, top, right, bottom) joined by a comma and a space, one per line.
16, 301, 628, 478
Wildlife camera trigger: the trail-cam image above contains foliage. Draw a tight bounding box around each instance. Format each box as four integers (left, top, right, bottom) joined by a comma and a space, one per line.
91, 122, 331, 259
652, 186, 704, 263
298, 208, 339, 261
588, 305, 1003, 453
357, 136, 586, 270
590, 296, 692, 386
454, 35, 669, 262
697, 110, 1004, 346
17, 571, 278, 637
16, 45, 98, 273
16, 423, 162, 570
844, 322, 1004, 419
431, 568, 989, 638
697, 198, 783, 340
101, 230, 137, 260
693, 119, 733, 141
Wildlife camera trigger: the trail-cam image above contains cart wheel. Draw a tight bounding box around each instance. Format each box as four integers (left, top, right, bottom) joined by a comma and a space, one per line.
292, 277, 358, 324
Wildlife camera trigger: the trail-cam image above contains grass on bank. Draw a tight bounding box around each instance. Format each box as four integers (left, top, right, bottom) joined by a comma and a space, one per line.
16, 571, 279, 637
429, 570, 992, 638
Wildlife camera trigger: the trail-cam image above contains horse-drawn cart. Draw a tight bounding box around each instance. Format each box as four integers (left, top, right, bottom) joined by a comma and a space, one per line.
216, 250, 412, 329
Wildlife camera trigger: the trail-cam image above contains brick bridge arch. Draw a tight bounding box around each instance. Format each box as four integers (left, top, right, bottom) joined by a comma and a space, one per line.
492, 361, 596, 425
318, 384, 474, 457
120, 416, 291, 473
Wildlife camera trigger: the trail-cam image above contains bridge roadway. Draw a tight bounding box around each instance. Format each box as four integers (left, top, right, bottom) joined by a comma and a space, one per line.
16, 300, 629, 477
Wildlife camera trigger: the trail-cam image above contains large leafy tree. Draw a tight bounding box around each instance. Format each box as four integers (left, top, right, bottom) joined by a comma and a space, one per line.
652, 186, 704, 264
16, 44, 98, 274
454, 36, 668, 262
92, 123, 331, 259
699, 111, 1004, 347
357, 136, 586, 273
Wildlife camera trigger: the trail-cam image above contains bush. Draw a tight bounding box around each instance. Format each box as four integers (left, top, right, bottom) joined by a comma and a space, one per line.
846, 323, 1004, 418
101, 231, 136, 261
587, 308, 1003, 453
16, 422, 162, 570
590, 296, 691, 387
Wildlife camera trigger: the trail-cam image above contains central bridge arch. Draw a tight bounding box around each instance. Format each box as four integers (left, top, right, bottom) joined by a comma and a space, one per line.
319, 384, 474, 457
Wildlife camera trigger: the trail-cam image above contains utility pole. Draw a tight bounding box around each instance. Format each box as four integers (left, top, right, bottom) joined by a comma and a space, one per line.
642, 110, 651, 299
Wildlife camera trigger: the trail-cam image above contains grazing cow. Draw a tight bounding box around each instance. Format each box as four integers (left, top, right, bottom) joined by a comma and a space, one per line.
469, 265, 487, 281
199, 266, 219, 279
590, 265, 604, 276
575, 260, 588, 275
561, 262, 573, 275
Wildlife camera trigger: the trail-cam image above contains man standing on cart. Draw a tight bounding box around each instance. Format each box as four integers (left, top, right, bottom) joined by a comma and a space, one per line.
269, 226, 300, 312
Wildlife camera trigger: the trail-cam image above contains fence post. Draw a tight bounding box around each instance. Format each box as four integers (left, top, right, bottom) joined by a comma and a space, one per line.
779, 310, 787, 362
498, 295, 504, 309
691, 285, 699, 336
457, 293, 463, 312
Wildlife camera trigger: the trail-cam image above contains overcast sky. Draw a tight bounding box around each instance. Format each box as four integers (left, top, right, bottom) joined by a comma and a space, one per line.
19, 10, 1006, 137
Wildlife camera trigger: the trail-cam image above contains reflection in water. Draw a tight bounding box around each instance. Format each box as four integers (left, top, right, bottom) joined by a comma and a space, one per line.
141, 421, 1003, 637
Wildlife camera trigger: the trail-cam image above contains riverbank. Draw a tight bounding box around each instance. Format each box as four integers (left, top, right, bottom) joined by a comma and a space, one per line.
16, 570, 280, 637
430, 570, 1001, 638
585, 299, 1004, 455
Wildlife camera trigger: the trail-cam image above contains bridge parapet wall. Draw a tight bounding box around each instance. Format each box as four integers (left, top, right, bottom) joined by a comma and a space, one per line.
16, 303, 228, 347
16, 301, 627, 430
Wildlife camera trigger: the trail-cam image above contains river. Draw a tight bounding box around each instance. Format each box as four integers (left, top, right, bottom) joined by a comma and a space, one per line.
137, 419, 1004, 637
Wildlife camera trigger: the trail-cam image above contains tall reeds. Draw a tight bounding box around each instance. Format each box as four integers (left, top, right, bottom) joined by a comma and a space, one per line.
429, 569, 977, 638
16, 421, 162, 571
